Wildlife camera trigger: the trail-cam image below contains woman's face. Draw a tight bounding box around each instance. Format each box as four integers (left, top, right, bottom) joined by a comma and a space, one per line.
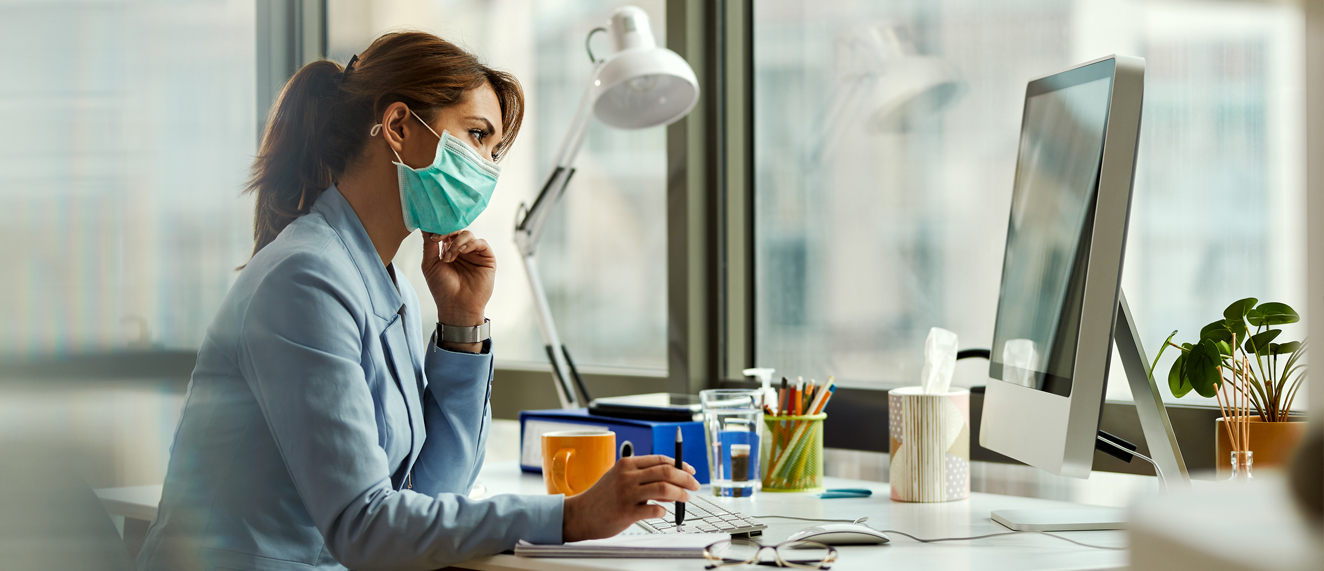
429, 83, 504, 162
378, 83, 504, 176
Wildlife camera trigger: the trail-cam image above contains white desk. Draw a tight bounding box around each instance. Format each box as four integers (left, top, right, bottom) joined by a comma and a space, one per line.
98, 460, 1126, 570
1128, 474, 1322, 571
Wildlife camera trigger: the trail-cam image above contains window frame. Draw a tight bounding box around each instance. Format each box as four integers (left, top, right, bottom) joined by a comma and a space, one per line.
490, 0, 744, 405
722, 0, 1321, 476
5, 0, 1318, 478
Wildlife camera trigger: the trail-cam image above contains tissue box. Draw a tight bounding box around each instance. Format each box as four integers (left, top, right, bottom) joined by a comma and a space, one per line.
888, 387, 970, 502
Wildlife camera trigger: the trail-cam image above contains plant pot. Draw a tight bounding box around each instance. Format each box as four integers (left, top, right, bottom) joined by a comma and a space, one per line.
1215, 416, 1308, 477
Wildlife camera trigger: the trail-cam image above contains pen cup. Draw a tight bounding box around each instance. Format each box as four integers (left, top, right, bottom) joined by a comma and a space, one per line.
761, 413, 826, 493
888, 387, 970, 502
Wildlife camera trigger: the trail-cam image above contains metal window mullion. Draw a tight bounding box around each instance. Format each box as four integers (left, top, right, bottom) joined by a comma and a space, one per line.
666, 0, 721, 394
722, 0, 756, 382
256, 0, 327, 142
1306, 0, 1324, 421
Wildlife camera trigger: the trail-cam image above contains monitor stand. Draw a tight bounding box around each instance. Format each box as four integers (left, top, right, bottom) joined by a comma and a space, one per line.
991, 290, 1191, 532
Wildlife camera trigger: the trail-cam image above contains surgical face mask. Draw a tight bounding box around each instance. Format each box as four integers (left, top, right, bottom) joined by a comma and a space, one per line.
371, 111, 500, 235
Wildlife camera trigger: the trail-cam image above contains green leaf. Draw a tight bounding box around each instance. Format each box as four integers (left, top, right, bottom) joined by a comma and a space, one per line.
1188, 339, 1224, 398
1216, 340, 1232, 356
1247, 302, 1300, 327
1224, 317, 1248, 341
1244, 329, 1283, 355
1200, 320, 1233, 344
1224, 298, 1258, 321
1168, 353, 1192, 398
1273, 341, 1301, 356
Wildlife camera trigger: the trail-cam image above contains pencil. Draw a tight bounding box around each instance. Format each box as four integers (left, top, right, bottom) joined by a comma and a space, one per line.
780, 377, 789, 416
814, 385, 836, 414
808, 383, 832, 415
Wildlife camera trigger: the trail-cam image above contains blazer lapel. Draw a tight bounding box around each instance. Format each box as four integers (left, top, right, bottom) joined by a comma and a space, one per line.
381, 311, 426, 487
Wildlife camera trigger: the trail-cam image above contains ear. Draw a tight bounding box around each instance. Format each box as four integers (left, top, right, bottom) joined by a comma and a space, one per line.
379, 102, 412, 160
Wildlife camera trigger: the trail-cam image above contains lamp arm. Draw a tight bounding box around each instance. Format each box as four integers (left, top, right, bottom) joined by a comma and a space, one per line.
515, 79, 597, 256
512, 78, 600, 409
805, 73, 875, 167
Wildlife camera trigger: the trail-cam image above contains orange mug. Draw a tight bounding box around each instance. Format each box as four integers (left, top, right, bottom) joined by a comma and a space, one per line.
541, 431, 616, 496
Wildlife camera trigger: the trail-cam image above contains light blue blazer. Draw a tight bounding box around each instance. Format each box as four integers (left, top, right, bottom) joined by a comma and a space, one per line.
136, 186, 562, 571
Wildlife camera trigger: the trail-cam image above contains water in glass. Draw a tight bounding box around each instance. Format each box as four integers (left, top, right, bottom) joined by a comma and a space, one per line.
700, 389, 764, 497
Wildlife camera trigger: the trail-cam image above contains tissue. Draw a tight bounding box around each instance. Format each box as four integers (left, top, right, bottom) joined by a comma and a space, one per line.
920, 327, 959, 394
1002, 339, 1039, 388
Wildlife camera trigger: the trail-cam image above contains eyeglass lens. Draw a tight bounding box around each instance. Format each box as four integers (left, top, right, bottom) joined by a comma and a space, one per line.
705, 540, 835, 569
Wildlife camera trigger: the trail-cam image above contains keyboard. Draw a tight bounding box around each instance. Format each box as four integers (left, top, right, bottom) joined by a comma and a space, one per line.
633, 494, 766, 536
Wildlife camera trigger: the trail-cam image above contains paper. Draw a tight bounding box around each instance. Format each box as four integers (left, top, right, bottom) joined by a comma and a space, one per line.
514, 532, 728, 558
920, 327, 958, 394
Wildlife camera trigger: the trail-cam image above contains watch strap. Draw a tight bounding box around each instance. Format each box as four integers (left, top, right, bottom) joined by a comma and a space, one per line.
438, 318, 491, 344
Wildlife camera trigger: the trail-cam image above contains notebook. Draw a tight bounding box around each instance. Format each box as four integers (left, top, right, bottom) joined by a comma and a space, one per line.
514, 532, 728, 558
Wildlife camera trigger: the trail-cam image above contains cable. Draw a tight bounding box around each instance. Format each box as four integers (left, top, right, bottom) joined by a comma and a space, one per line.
752, 515, 1124, 551
1096, 433, 1166, 489
875, 529, 1125, 551
754, 515, 869, 524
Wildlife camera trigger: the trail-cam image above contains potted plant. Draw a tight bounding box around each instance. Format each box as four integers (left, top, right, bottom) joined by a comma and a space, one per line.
1153, 298, 1308, 476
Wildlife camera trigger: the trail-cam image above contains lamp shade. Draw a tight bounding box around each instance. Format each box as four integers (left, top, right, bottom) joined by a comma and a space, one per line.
864, 55, 963, 133
589, 6, 699, 130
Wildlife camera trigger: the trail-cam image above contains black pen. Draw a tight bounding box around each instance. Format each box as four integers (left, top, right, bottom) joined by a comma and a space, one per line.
674, 427, 685, 529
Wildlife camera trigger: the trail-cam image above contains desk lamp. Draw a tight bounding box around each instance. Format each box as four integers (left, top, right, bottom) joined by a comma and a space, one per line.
514, 6, 699, 409
810, 22, 964, 164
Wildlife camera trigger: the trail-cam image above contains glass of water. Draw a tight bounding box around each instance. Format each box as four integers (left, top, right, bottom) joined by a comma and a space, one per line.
700, 389, 764, 498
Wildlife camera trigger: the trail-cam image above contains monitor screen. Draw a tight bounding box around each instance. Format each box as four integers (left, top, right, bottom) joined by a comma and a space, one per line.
989, 65, 1115, 397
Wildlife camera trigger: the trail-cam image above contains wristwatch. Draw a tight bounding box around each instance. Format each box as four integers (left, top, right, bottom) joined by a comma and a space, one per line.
437, 318, 491, 344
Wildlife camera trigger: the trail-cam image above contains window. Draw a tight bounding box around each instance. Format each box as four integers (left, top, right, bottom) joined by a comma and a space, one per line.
752, 0, 1306, 406
328, 0, 669, 371
0, 1, 257, 357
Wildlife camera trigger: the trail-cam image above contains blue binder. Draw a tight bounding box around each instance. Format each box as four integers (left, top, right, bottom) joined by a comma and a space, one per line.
517, 408, 710, 484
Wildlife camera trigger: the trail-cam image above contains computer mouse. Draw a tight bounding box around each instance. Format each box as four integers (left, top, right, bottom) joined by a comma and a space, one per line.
786, 523, 891, 545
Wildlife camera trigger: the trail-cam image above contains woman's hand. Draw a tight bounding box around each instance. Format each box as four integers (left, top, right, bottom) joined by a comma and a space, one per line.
561, 455, 700, 542
422, 230, 494, 333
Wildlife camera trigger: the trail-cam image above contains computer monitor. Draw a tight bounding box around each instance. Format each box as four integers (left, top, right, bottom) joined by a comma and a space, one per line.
980, 55, 1189, 507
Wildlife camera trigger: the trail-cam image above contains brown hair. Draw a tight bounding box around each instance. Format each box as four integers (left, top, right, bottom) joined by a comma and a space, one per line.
244, 31, 524, 258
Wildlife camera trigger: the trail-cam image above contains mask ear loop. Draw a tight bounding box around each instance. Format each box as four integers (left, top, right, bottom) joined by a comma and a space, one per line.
370, 123, 407, 165
372, 107, 439, 167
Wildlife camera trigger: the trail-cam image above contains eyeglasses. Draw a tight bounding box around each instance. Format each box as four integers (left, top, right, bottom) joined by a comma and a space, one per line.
702, 539, 838, 570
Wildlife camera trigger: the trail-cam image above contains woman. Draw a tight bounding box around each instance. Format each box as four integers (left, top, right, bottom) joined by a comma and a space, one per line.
136, 32, 698, 571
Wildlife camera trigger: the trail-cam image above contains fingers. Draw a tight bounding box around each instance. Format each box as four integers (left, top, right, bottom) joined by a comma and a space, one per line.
636, 464, 701, 491
629, 480, 689, 503
422, 232, 442, 267
625, 456, 697, 476
626, 455, 679, 469
438, 230, 493, 264
635, 504, 666, 521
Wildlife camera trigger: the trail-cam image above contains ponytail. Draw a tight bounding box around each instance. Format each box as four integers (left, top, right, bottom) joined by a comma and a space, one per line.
246, 60, 346, 257
243, 32, 525, 262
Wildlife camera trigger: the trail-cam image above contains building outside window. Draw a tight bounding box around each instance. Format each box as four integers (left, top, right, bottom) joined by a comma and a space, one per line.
752, 0, 1306, 407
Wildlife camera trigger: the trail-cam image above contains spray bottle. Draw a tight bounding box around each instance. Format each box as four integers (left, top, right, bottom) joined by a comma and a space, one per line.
742, 367, 777, 413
